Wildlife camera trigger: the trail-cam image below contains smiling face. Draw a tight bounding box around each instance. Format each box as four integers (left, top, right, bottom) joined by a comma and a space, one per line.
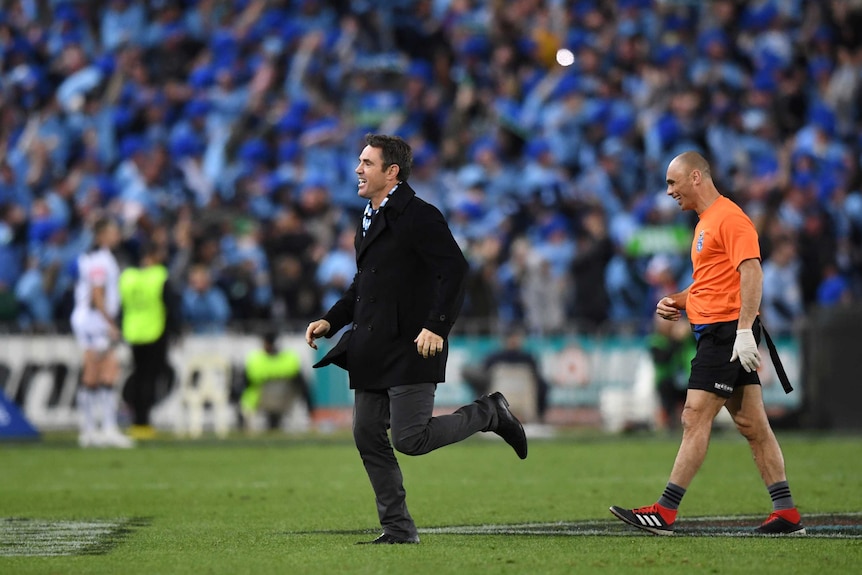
665, 156, 697, 212
665, 153, 720, 215
355, 145, 399, 208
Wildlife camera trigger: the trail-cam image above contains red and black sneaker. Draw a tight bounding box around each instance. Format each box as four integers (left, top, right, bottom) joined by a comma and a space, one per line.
754, 509, 806, 535
609, 503, 676, 536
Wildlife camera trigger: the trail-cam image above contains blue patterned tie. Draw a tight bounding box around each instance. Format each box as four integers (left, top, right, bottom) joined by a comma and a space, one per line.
361, 185, 397, 237
362, 202, 374, 237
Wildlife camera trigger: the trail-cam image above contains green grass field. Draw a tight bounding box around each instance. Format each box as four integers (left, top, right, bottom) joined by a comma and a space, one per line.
2, 431, 861, 574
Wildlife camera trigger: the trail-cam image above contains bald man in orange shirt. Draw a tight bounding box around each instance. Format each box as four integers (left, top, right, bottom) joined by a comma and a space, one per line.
610, 151, 804, 536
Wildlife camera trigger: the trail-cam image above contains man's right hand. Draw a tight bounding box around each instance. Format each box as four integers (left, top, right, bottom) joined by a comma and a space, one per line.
305, 319, 331, 349
656, 296, 682, 321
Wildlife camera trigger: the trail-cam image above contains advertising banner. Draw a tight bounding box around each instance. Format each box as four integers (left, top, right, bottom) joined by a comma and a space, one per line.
0, 391, 39, 440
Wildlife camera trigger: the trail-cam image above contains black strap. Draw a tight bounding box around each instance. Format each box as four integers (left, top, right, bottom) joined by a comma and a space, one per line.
760, 323, 793, 394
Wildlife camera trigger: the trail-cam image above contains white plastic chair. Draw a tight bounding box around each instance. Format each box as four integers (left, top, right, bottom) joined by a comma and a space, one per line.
179, 354, 232, 438
489, 364, 539, 423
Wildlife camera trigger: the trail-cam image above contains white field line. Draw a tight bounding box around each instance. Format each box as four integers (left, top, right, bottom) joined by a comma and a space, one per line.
420, 526, 862, 538
4, 512, 861, 557
419, 512, 862, 539
0, 520, 124, 557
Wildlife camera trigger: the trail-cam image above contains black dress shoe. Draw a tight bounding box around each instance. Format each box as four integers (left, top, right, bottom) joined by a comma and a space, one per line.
357, 533, 420, 545
488, 392, 528, 459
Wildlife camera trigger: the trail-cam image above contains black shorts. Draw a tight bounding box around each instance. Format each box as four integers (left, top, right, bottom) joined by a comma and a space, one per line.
688, 318, 761, 398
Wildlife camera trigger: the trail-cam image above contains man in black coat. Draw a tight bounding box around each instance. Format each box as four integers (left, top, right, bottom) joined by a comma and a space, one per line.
306, 134, 527, 545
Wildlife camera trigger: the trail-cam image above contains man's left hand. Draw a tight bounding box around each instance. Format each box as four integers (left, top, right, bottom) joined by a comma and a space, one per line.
415, 328, 444, 358
730, 328, 761, 372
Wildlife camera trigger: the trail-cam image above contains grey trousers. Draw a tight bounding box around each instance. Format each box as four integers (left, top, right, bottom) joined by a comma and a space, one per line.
352, 384, 497, 539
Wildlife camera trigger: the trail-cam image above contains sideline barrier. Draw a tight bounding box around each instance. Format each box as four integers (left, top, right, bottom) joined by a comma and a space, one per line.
0, 390, 39, 440
313, 334, 802, 412
0, 334, 802, 432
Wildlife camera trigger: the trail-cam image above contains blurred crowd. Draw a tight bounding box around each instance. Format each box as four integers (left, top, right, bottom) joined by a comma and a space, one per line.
0, 0, 860, 337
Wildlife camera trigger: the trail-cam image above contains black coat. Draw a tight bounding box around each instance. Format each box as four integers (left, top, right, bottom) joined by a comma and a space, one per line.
313, 183, 469, 390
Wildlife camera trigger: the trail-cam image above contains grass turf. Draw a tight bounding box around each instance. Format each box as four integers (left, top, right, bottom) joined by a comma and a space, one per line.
1, 431, 861, 574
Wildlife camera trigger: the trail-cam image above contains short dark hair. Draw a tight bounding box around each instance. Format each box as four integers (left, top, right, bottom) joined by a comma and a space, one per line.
93, 215, 116, 236
365, 133, 412, 182
140, 241, 165, 263
93, 215, 120, 247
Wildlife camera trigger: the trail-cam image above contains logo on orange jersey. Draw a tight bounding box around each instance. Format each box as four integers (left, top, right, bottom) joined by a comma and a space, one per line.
696, 230, 705, 252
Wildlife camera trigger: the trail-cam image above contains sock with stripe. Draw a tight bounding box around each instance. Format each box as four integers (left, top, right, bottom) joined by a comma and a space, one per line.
655, 482, 686, 523
767, 481, 800, 523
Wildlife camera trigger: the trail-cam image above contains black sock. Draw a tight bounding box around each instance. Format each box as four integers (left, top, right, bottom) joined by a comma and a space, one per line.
657, 482, 686, 511
767, 481, 795, 511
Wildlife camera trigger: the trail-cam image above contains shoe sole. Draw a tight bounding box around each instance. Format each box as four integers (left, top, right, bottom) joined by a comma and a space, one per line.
755, 527, 807, 536
356, 535, 420, 544
609, 506, 674, 536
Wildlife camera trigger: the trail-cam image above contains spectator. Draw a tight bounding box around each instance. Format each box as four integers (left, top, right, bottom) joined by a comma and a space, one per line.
816, 262, 853, 308
496, 236, 530, 328
181, 264, 230, 334
0, 0, 857, 337
265, 208, 322, 322
460, 236, 501, 334
570, 208, 615, 333
521, 255, 566, 336
316, 228, 356, 312
241, 331, 314, 433
100, 0, 147, 52
218, 219, 271, 322
462, 327, 550, 423
119, 242, 180, 440
14, 255, 53, 330
761, 235, 804, 336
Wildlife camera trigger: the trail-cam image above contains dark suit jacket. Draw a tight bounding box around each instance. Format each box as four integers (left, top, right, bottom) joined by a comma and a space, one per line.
313, 182, 468, 390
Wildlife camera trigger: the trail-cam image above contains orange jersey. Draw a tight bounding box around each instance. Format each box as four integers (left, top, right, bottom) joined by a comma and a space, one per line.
686, 195, 760, 324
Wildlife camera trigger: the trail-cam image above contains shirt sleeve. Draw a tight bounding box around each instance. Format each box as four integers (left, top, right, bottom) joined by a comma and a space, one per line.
721, 211, 761, 270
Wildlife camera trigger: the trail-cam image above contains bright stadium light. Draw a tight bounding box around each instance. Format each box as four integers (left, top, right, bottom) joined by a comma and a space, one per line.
556, 48, 575, 67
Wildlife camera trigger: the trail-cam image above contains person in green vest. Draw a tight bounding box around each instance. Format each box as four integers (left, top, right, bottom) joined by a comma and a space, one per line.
119, 242, 180, 440
241, 331, 314, 433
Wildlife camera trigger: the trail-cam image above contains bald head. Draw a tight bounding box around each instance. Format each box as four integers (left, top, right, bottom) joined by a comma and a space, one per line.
665, 151, 719, 214
672, 151, 712, 181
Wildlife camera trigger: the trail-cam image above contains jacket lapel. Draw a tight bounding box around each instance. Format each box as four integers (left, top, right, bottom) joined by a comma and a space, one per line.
356, 184, 414, 261
356, 210, 387, 260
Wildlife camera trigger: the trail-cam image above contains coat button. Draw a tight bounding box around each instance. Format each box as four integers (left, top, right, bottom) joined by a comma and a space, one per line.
357, 268, 363, 274
439, 314, 446, 321
352, 323, 358, 329
369, 296, 376, 303
356, 296, 361, 302
371, 267, 377, 273
367, 325, 373, 331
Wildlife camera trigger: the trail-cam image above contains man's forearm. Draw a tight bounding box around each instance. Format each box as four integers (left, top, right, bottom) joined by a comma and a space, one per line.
737, 259, 763, 329
670, 285, 690, 310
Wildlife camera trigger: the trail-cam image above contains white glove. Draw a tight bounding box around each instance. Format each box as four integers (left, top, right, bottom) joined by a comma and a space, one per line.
730, 328, 761, 372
